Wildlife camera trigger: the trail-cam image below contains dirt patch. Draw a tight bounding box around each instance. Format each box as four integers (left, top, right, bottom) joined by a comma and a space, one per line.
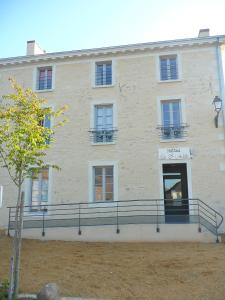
0, 237, 225, 299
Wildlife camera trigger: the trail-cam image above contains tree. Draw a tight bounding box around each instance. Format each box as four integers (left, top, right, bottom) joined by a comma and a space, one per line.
0, 78, 67, 299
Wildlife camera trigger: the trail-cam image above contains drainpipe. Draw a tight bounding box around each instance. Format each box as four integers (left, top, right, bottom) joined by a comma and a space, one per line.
215, 37, 225, 139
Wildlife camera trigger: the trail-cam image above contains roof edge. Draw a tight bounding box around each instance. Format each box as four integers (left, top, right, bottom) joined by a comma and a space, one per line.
1, 35, 225, 66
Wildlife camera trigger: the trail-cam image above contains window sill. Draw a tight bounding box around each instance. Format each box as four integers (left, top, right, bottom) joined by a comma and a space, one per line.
158, 79, 182, 83
160, 138, 186, 143
91, 142, 115, 146
92, 84, 115, 89
88, 201, 116, 208
35, 89, 54, 93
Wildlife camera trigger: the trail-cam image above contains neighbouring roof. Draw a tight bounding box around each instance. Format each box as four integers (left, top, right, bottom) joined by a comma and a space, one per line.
1, 35, 225, 67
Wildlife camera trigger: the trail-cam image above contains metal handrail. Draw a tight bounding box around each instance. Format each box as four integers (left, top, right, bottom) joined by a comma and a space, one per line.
7, 198, 223, 239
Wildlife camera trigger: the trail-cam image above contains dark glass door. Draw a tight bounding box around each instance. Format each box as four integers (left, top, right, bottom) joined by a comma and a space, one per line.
163, 163, 189, 223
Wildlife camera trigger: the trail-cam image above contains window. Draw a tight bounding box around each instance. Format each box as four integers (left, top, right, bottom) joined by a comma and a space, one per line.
29, 168, 49, 211
40, 114, 51, 144
94, 105, 114, 143
94, 166, 113, 202
37, 67, 52, 90
161, 100, 182, 139
95, 61, 112, 86
160, 55, 178, 81
0, 186, 3, 208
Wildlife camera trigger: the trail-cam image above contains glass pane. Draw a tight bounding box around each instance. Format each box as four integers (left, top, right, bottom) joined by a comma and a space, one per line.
105, 192, 113, 201
172, 102, 181, 125
106, 183, 113, 193
95, 186, 103, 201
106, 175, 113, 184
96, 107, 104, 117
95, 175, 102, 185
95, 167, 102, 176
164, 178, 182, 200
105, 167, 113, 176
44, 115, 51, 128
162, 103, 170, 126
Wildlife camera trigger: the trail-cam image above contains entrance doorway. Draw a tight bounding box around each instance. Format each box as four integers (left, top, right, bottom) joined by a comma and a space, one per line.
163, 163, 189, 223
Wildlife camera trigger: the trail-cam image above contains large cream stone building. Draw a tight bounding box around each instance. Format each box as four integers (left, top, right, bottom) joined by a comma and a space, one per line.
0, 29, 225, 242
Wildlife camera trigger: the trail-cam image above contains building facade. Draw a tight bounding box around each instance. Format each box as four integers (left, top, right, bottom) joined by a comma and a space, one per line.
0, 29, 225, 242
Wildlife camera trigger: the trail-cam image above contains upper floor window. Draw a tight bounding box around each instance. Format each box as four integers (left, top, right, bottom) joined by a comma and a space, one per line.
37, 67, 52, 90
95, 61, 112, 86
40, 114, 51, 144
90, 104, 117, 144
160, 55, 178, 81
160, 100, 184, 139
94, 166, 114, 202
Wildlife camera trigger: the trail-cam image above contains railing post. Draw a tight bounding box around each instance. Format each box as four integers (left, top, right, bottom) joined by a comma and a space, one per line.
116, 201, 120, 234
42, 207, 45, 237
215, 213, 219, 243
197, 199, 201, 232
156, 199, 160, 233
78, 203, 82, 235
8, 207, 11, 237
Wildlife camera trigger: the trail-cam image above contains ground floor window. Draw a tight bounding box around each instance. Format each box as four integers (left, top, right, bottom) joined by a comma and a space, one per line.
94, 166, 114, 202
29, 168, 49, 211
0, 186, 3, 208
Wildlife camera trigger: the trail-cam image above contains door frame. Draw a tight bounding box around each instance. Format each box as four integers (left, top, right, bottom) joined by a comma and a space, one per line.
158, 159, 193, 216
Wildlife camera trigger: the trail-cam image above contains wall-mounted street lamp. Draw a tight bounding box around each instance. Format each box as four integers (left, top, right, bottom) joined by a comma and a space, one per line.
212, 96, 222, 128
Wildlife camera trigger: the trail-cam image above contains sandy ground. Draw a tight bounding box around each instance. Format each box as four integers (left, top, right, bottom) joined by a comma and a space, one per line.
0, 237, 225, 300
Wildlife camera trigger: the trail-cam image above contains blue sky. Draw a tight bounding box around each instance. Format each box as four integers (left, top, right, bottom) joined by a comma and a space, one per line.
1, 0, 225, 58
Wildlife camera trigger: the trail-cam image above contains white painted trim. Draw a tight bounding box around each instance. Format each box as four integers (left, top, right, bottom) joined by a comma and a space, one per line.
88, 160, 118, 204
157, 95, 187, 125
159, 138, 187, 143
156, 52, 182, 82
0, 47, 217, 71
91, 58, 116, 88
0, 186, 3, 208
33, 65, 56, 92
216, 41, 225, 138
158, 159, 193, 214
1, 35, 225, 66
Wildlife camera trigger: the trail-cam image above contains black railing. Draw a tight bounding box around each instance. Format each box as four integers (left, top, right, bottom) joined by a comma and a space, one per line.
7, 199, 223, 241
157, 123, 188, 139
89, 128, 118, 143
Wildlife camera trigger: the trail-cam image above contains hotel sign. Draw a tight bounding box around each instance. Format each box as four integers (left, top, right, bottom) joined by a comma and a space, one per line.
159, 147, 192, 160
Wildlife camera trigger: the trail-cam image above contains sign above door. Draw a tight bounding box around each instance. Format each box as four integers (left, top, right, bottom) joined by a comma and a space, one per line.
159, 147, 192, 160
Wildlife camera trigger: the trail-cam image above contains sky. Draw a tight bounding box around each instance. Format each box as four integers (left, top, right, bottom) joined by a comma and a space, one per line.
1, 0, 225, 58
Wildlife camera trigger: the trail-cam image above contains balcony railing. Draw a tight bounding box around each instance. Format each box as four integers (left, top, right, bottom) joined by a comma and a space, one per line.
157, 123, 188, 139
89, 128, 118, 143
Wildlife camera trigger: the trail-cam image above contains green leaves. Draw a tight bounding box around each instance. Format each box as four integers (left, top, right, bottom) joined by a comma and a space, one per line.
0, 78, 67, 186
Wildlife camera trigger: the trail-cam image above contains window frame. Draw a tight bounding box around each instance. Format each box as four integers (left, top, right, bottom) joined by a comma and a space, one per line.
91, 59, 115, 88
93, 166, 114, 202
33, 65, 55, 92
156, 53, 182, 82
157, 96, 186, 142
0, 186, 3, 208
88, 161, 118, 205
24, 165, 53, 215
90, 100, 117, 145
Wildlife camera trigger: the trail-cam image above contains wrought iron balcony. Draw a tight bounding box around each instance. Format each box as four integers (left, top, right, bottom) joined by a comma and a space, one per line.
89, 128, 118, 143
157, 123, 188, 139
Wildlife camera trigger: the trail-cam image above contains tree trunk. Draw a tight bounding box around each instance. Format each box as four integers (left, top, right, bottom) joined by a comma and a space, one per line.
8, 174, 24, 300
14, 191, 24, 297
